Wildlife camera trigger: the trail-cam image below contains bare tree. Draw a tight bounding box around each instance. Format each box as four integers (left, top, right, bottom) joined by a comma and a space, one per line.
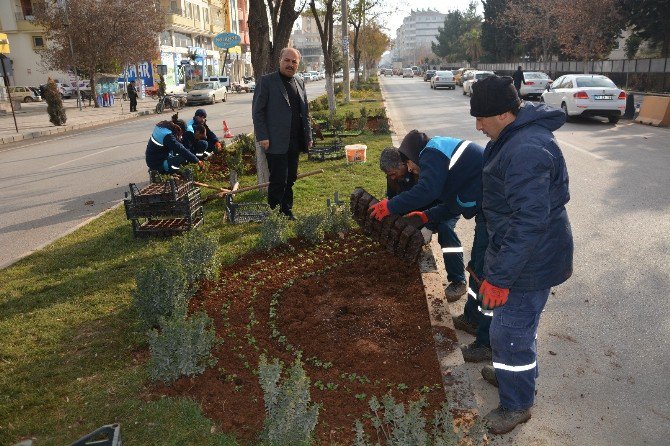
33, 0, 165, 107
347, 0, 384, 86
556, 0, 623, 71
309, 0, 338, 116
497, 0, 560, 62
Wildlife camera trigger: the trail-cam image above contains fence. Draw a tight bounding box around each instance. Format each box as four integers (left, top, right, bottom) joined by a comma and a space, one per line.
477, 58, 670, 92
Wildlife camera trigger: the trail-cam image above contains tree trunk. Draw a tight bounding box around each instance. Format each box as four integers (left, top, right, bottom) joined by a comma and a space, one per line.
90, 73, 98, 108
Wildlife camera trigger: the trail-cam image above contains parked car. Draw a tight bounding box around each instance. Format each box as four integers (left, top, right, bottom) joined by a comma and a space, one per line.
205, 76, 231, 92
423, 70, 436, 82
186, 81, 227, 105
519, 72, 553, 98
540, 74, 626, 124
335, 70, 344, 78
8, 86, 41, 102
454, 68, 475, 86
308, 71, 320, 81
431, 70, 456, 90
462, 70, 495, 96
402, 68, 414, 78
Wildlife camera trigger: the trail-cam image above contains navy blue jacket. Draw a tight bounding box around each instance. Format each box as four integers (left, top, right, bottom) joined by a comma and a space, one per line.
145, 126, 199, 171
482, 103, 573, 291
186, 119, 220, 152
387, 137, 484, 221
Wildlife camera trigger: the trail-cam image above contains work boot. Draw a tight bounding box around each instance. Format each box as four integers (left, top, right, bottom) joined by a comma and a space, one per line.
452, 314, 478, 336
445, 281, 467, 302
461, 340, 492, 363
483, 405, 532, 435
481, 365, 499, 387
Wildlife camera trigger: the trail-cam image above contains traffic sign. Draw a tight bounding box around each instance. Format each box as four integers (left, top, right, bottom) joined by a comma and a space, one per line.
213, 33, 241, 49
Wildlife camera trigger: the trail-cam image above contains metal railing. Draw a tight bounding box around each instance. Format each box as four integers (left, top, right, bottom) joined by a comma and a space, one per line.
478, 58, 670, 74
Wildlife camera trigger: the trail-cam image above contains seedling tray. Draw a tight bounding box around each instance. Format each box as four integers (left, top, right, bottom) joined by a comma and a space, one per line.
308, 141, 345, 161
130, 214, 203, 238
225, 194, 270, 224
124, 188, 202, 219
128, 179, 195, 204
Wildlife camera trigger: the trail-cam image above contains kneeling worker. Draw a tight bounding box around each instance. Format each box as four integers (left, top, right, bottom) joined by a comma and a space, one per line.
187, 109, 222, 156
145, 120, 204, 173
370, 131, 492, 362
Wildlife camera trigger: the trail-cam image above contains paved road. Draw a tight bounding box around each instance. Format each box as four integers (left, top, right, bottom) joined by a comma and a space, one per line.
381, 75, 670, 445
0, 80, 328, 269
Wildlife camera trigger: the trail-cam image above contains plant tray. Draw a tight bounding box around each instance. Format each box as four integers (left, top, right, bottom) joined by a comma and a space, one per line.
124, 188, 202, 219
320, 130, 363, 137
129, 176, 195, 204
130, 214, 203, 238
225, 194, 270, 224
308, 141, 345, 161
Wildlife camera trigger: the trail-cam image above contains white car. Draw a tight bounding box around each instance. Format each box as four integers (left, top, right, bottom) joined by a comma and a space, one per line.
462, 70, 495, 96
308, 71, 320, 81
402, 68, 414, 78
519, 72, 552, 98
186, 81, 228, 105
430, 70, 455, 90
540, 74, 626, 124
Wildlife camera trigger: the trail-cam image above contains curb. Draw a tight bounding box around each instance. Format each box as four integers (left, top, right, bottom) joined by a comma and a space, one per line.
0, 110, 153, 145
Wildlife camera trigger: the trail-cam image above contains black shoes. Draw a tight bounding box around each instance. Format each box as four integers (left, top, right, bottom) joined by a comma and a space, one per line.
483, 405, 532, 435
461, 340, 492, 363
452, 314, 478, 336
282, 210, 296, 221
445, 281, 467, 302
481, 365, 499, 387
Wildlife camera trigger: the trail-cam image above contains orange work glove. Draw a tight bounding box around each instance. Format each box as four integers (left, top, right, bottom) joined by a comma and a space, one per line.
214, 141, 223, 152
368, 199, 390, 221
478, 280, 510, 310
404, 211, 429, 227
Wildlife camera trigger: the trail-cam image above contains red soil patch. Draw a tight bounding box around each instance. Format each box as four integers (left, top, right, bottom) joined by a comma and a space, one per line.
147, 232, 448, 444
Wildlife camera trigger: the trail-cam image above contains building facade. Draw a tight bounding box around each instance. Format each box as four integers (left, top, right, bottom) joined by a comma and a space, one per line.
393, 9, 446, 67
290, 15, 325, 71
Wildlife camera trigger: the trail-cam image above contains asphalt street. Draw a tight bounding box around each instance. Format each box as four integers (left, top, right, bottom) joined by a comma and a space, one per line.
381, 75, 670, 445
0, 80, 328, 269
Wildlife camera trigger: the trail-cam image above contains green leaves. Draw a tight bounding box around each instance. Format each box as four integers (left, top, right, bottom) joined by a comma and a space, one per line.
133, 257, 189, 329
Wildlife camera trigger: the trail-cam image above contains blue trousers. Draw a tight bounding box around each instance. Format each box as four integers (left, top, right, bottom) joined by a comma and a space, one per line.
462, 213, 492, 346
437, 215, 464, 283
490, 288, 550, 411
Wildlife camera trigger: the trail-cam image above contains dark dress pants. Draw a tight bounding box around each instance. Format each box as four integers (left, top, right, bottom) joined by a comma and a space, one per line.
130, 96, 137, 112
265, 147, 299, 214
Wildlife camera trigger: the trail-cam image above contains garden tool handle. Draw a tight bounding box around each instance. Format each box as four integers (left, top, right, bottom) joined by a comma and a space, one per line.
466, 265, 482, 287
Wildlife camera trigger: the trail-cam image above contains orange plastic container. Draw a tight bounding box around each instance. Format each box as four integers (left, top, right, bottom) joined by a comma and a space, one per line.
345, 144, 367, 163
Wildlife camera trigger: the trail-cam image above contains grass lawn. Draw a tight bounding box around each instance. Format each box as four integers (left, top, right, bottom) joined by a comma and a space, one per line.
0, 88, 394, 445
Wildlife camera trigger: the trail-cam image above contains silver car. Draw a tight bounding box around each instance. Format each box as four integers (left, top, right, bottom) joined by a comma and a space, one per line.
430, 70, 456, 90
186, 81, 228, 105
519, 72, 553, 98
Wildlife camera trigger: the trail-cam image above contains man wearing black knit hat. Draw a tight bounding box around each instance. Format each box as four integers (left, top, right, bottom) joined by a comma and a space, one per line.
470, 75, 574, 435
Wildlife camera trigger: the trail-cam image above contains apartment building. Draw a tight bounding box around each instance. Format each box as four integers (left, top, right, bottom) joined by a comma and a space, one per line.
291, 15, 325, 71
393, 9, 446, 67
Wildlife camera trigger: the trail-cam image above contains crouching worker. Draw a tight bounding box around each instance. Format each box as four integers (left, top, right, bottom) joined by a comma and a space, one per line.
186, 109, 222, 157
145, 120, 204, 173
379, 147, 468, 301
370, 131, 492, 363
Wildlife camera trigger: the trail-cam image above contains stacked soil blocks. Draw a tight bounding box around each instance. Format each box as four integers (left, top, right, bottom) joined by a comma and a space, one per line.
124, 172, 203, 237
349, 187, 425, 262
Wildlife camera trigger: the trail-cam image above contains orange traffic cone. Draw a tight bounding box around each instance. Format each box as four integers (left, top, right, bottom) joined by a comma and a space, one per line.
223, 120, 233, 138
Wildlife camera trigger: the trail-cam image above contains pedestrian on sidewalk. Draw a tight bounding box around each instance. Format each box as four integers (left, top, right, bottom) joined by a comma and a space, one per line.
379, 147, 468, 301
470, 75, 573, 435
370, 132, 492, 360
127, 80, 138, 112
512, 66, 524, 96
252, 47, 312, 220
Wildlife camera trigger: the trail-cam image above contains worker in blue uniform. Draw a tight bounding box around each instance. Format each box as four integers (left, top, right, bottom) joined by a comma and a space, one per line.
145, 120, 203, 173
470, 75, 574, 435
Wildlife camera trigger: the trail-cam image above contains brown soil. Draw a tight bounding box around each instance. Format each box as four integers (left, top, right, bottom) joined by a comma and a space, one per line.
146, 232, 448, 445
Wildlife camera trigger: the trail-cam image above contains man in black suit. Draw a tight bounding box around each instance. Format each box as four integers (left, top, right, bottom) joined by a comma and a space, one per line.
252, 47, 312, 219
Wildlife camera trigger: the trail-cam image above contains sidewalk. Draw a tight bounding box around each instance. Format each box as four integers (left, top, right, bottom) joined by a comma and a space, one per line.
0, 97, 157, 145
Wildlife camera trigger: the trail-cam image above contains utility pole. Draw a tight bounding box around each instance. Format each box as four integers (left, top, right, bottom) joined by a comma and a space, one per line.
341, 0, 350, 103
0, 54, 19, 133
63, 0, 82, 110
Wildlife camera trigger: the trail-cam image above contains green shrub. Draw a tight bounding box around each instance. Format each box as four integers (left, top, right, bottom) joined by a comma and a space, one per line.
295, 214, 327, 244
345, 110, 356, 121
310, 98, 322, 112
324, 204, 353, 235
319, 95, 329, 109
360, 106, 368, 118
133, 257, 189, 329
45, 77, 66, 126
258, 355, 320, 446
168, 230, 220, 285
258, 210, 290, 250
147, 312, 218, 384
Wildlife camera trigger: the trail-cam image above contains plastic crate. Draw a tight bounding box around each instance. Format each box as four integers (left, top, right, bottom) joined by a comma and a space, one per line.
308, 140, 345, 161
130, 211, 204, 238
124, 188, 202, 219
225, 194, 270, 224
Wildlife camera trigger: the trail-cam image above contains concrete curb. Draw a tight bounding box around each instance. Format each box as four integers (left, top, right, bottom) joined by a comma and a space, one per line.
380, 78, 478, 414
0, 110, 153, 145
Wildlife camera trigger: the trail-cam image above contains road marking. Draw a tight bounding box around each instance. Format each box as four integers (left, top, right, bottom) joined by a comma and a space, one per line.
557, 138, 606, 161
48, 145, 123, 169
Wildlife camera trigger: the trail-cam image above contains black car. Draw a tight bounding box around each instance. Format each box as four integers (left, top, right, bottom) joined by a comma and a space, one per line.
423, 70, 436, 82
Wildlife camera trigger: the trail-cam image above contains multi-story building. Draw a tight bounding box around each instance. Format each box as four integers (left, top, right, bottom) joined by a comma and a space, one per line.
290, 15, 325, 71
393, 9, 446, 67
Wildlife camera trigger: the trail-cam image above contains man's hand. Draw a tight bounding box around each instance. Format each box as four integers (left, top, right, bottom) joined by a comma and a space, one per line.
368, 199, 390, 221
259, 140, 270, 151
214, 141, 223, 151
197, 160, 206, 171
404, 211, 429, 228
420, 227, 433, 244
478, 280, 510, 310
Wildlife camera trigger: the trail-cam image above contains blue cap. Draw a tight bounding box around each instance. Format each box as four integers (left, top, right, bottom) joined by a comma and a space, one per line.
194, 109, 207, 118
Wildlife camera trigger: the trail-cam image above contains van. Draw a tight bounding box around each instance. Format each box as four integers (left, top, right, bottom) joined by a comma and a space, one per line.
205, 76, 230, 91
